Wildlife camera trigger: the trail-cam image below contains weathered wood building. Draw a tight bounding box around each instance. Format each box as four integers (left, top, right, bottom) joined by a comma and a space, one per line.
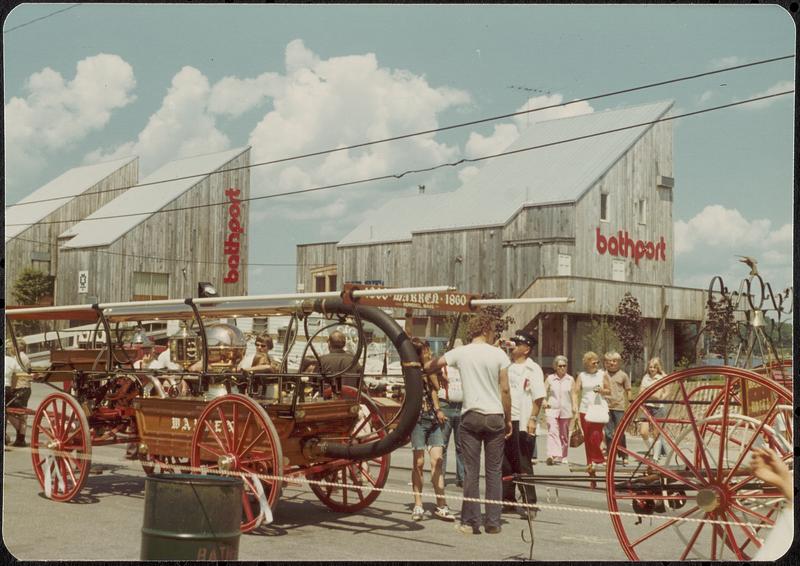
56, 147, 251, 305
5, 157, 139, 306
297, 100, 706, 373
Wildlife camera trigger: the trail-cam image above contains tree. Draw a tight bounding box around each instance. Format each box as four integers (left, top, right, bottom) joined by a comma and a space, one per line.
613, 292, 644, 365
12, 267, 54, 306
583, 315, 621, 356
705, 295, 737, 364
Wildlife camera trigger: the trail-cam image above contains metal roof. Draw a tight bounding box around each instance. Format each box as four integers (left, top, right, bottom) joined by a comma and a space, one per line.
60, 147, 249, 249
339, 100, 673, 246
4, 156, 138, 243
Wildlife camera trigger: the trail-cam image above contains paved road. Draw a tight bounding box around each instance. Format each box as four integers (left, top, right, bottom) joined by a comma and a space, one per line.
2, 384, 667, 561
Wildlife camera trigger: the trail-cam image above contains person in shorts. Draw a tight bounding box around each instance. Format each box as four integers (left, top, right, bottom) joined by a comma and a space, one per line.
409, 336, 456, 522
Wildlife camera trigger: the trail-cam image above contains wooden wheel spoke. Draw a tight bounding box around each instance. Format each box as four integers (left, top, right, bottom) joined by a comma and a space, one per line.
239, 454, 273, 468
726, 509, 763, 550
728, 500, 777, 524
62, 456, 79, 486
617, 445, 701, 490
642, 398, 706, 484
216, 406, 234, 450
678, 381, 714, 477
680, 520, 706, 560
730, 452, 792, 492
630, 505, 701, 548
38, 423, 57, 443
202, 418, 228, 451
238, 429, 267, 459
234, 410, 253, 455
715, 377, 733, 482
63, 426, 85, 447
351, 415, 370, 438
721, 515, 745, 560
198, 442, 225, 458
724, 399, 780, 484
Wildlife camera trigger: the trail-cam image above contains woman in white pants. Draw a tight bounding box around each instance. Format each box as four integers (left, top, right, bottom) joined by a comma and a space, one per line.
544, 356, 576, 465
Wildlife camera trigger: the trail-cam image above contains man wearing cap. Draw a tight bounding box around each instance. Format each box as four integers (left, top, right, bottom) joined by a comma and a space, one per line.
502, 330, 545, 516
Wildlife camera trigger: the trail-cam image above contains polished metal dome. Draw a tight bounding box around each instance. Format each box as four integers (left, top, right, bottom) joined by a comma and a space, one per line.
204, 322, 247, 366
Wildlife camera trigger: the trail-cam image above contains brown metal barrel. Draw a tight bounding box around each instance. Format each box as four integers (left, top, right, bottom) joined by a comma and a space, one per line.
141, 473, 243, 560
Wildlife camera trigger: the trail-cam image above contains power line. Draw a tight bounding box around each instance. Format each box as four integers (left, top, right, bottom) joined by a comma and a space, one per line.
5, 54, 794, 210
5, 89, 793, 229
6, 234, 326, 268
3, 4, 80, 33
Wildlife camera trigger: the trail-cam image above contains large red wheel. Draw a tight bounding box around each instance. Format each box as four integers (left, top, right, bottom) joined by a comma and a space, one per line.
310, 389, 391, 512
190, 394, 282, 533
606, 366, 792, 560
30, 392, 92, 501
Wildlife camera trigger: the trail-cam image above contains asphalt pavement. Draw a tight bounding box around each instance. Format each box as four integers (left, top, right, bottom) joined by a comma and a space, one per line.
1, 383, 642, 561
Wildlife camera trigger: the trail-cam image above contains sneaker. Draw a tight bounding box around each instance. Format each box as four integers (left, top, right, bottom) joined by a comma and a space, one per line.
485, 525, 502, 534
546, 457, 554, 466
561, 458, 568, 465
455, 523, 478, 535
12, 437, 27, 447
411, 506, 424, 521
434, 505, 456, 521
455, 480, 464, 488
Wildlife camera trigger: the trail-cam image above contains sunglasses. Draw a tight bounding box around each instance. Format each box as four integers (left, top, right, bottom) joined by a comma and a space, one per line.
557, 364, 567, 367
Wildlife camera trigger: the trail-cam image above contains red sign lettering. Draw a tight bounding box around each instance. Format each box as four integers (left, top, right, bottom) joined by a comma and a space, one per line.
224, 188, 243, 283
596, 228, 666, 265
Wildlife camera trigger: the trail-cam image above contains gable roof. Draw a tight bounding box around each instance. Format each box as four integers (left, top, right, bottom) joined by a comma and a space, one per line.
5, 156, 138, 243
60, 147, 249, 249
338, 100, 673, 246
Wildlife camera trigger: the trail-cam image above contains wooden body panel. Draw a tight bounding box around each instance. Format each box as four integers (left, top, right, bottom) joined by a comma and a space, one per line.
134, 395, 362, 467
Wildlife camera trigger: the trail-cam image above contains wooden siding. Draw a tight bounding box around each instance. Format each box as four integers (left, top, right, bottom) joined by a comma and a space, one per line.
574, 121, 674, 285
5, 160, 139, 306
338, 242, 413, 289
295, 242, 338, 291
55, 150, 250, 305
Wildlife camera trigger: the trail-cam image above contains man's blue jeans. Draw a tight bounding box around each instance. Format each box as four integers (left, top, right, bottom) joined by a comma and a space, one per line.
459, 410, 505, 529
604, 409, 627, 461
439, 400, 464, 483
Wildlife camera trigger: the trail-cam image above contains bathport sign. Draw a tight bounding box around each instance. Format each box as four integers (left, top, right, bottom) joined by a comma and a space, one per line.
596, 228, 667, 265
223, 188, 244, 283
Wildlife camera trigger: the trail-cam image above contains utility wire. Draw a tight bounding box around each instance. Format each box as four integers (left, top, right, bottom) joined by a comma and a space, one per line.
3, 4, 80, 33
5, 89, 793, 228
6, 233, 326, 268
5, 54, 794, 210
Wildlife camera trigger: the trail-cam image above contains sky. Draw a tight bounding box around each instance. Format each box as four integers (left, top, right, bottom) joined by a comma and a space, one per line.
3, 4, 795, 299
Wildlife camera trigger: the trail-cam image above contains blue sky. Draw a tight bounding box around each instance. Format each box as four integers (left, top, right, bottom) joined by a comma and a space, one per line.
3, 4, 795, 295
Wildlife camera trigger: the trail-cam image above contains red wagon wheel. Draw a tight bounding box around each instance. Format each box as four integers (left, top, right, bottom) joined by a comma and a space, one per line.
310, 388, 391, 512
606, 366, 792, 561
190, 394, 283, 533
30, 392, 92, 502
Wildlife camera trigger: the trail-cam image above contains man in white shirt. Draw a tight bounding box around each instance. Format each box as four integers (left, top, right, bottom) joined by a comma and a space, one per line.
5, 343, 27, 447
502, 330, 545, 515
425, 314, 512, 535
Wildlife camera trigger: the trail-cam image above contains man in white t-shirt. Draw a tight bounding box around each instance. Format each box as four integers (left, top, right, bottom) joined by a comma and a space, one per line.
5, 345, 26, 447
425, 314, 512, 535
501, 330, 545, 516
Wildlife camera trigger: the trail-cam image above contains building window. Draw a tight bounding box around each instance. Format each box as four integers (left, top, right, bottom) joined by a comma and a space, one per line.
612, 260, 626, 282
557, 254, 571, 276
133, 271, 169, 300
600, 193, 609, 222
638, 199, 647, 224
310, 265, 337, 292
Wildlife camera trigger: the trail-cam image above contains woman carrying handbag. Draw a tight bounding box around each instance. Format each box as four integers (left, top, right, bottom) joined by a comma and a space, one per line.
571, 351, 611, 470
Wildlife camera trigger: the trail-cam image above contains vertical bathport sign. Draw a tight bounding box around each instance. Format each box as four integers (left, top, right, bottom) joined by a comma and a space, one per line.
223, 188, 243, 283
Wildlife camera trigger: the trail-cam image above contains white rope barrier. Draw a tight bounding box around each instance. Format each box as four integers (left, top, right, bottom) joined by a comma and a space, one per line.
12, 446, 781, 531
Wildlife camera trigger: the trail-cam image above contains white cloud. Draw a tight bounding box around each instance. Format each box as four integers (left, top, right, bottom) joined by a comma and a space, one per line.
512, 94, 594, 131
85, 66, 230, 173
465, 123, 519, 159
5, 54, 136, 190
710, 56, 743, 69
698, 90, 714, 104
457, 165, 481, 185
246, 39, 472, 222
674, 206, 792, 290
741, 80, 795, 110
208, 72, 281, 118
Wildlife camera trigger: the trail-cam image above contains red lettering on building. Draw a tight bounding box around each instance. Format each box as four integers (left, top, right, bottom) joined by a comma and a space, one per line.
596, 228, 666, 265
224, 188, 243, 283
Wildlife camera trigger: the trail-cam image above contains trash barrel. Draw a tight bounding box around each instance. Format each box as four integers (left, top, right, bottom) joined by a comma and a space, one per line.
141, 473, 243, 560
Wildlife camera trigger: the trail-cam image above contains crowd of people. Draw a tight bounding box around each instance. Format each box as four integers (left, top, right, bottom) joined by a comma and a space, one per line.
403, 312, 678, 534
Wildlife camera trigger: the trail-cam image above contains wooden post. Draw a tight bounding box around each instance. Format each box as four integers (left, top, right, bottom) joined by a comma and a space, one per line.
538, 319, 544, 367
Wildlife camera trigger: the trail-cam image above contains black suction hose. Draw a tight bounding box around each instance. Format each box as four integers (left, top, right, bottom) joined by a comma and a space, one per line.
311, 297, 422, 460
